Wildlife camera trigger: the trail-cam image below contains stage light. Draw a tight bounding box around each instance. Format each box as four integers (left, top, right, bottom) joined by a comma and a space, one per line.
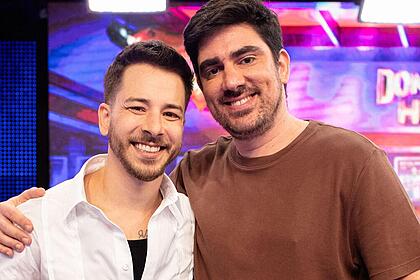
315, 11, 340, 47
88, 0, 167, 13
397, 25, 410, 48
359, 0, 420, 24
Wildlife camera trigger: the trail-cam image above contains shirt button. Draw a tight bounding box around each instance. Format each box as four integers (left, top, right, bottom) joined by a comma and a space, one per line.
122, 264, 129, 271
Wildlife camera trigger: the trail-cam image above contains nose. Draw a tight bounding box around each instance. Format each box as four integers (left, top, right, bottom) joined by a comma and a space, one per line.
142, 112, 163, 136
222, 64, 245, 92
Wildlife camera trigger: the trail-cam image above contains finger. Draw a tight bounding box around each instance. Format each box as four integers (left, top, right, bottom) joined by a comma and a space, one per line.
0, 214, 32, 247
11, 187, 45, 206
0, 243, 14, 257
0, 229, 25, 253
0, 202, 33, 233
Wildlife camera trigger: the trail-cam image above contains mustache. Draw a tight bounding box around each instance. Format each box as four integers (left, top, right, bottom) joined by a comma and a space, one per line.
130, 132, 167, 147
219, 85, 258, 102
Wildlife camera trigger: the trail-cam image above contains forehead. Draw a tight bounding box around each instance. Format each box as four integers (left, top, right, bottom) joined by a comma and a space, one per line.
197, 23, 270, 63
117, 63, 185, 107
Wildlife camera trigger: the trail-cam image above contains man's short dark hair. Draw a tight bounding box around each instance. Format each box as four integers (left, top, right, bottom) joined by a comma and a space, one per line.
183, 0, 284, 77
104, 40, 194, 108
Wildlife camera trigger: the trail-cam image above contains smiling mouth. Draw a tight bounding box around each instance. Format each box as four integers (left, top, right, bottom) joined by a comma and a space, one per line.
224, 93, 257, 107
133, 143, 165, 153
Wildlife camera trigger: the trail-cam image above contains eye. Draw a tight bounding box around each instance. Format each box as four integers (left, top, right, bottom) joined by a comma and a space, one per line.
205, 67, 220, 79
127, 106, 146, 114
239, 56, 255, 65
163, 111, 181, 121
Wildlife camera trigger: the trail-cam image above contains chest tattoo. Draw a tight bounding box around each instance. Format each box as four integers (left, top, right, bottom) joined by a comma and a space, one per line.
138, 229, 148, 239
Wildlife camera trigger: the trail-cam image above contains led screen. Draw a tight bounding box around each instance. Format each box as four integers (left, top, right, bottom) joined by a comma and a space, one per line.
0, 41, 37, 200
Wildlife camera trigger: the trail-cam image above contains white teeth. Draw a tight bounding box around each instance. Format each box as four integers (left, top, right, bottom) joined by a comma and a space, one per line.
135, 144, 161, 153
231, 96, 251, 106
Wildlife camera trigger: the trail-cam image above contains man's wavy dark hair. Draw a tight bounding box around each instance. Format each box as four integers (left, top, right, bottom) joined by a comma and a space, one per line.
183, 0, 283, 78
104, 40, 193, 108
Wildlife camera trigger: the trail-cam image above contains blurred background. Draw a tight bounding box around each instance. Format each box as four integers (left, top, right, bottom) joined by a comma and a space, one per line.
1, 0, 419, 215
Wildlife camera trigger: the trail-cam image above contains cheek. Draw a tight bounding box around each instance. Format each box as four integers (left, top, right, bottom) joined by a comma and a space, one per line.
201, 82, 219, 102
122, 114, 145, 130
252, 73, 276, 91
165, 123, 184, 141
202, 93, 220, 110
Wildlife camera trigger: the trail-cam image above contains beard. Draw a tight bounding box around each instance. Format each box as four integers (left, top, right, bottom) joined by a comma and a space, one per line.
108, 124, 180, 182
208, 81, 283, 140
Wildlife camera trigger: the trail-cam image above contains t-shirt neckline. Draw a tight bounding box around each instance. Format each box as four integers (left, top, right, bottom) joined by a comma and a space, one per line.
228, 120, 319, 170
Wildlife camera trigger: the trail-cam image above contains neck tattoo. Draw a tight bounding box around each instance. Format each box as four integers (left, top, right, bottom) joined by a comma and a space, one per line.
138, 229, 148, 239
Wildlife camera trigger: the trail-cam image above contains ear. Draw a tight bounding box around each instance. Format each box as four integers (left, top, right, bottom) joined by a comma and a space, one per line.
98, 103, 111, 136
277, 49, 290, 84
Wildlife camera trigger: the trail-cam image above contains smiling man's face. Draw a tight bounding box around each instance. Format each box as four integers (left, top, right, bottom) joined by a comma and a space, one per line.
100, 63, 185, 181
197, 23, 290, 140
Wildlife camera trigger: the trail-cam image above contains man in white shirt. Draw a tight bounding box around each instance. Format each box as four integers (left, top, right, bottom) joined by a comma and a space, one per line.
0, 40, 195, 280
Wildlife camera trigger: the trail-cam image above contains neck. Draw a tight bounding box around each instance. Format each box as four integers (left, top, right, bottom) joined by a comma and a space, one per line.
233, 106, 309, 158
85, 152, 163, 240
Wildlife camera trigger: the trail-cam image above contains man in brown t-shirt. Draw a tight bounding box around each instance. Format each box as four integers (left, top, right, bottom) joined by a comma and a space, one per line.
171, 1, 419, 279
1, 0, 420, 279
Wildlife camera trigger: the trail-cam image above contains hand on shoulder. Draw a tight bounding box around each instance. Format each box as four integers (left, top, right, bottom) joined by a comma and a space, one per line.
0, 187, 45, 257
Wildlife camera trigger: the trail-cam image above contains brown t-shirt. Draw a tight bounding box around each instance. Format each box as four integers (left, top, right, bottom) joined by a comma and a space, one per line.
171, 121, 420, 280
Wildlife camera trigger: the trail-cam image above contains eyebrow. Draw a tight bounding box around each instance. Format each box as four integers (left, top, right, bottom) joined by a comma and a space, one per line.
231, 45, 260, 59
198, 45, 261, 75
124, 97, 184, 112
124, 97, 149, 104
165, 103, 184, 113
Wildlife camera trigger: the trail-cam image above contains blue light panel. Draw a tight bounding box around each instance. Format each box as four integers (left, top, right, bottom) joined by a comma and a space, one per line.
0, 41, 37, 201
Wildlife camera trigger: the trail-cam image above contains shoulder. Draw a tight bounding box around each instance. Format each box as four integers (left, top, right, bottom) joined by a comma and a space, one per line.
17, 178, 76, 220
172, 136, 232, 184
310, 121, 382, 158
42, 179, 75, 200
182, 135, 232, 165
17, 197, 43, 221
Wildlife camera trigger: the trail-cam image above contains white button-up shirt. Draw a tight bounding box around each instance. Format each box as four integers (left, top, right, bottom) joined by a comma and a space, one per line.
0, 154, 195, 280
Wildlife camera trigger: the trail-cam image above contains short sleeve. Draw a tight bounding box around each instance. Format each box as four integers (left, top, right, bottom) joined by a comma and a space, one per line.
351, 149, 420, 279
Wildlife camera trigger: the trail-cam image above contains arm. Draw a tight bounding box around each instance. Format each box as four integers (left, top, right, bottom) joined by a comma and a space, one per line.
0, 187, 45, 257
352, 150, 420, 280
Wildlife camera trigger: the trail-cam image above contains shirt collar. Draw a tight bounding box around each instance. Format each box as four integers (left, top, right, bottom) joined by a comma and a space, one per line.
60, 154, 181, 223
154, 173, 183, 224
60, 154, 107, 220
